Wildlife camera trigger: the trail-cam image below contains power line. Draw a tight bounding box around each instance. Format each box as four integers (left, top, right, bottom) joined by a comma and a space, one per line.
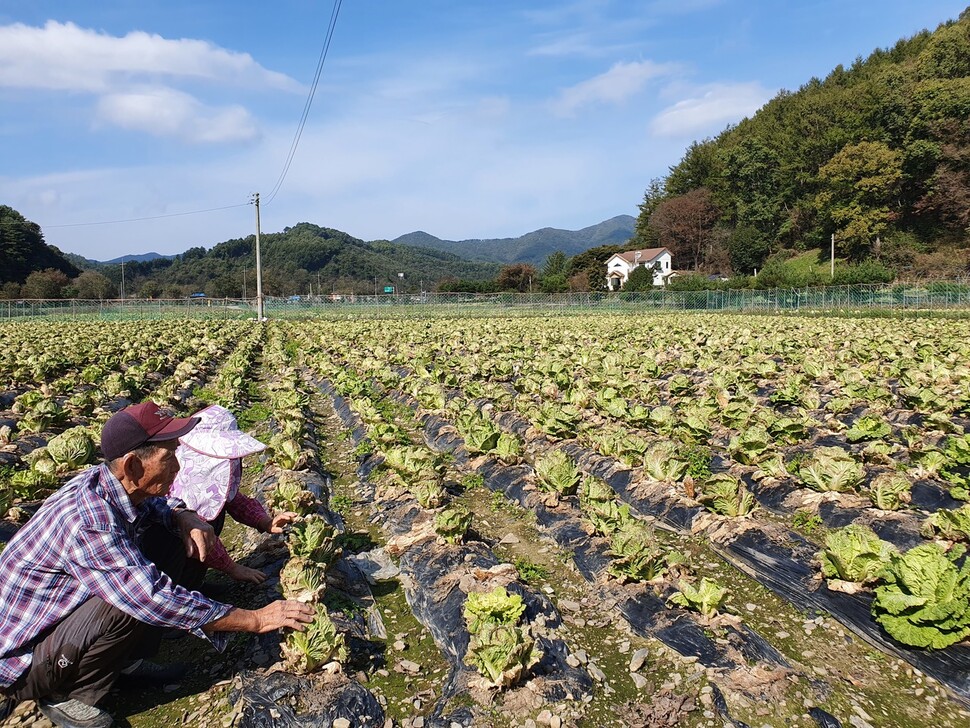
264, 0, 343, 205
43, 202, 251, 228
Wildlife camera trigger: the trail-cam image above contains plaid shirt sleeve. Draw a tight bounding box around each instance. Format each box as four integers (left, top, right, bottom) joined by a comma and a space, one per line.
66, 520, 233, 648
225, 491, 270, 532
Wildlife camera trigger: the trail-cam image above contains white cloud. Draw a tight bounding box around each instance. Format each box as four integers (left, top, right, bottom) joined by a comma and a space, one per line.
97, 89, 259, 143
650, 82, 772, 136
0, 20, 296, 144
552, 60, 677, 116
0, 20, 300, 93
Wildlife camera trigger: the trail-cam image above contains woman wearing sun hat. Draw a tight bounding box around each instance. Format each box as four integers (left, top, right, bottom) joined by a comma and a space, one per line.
171, 404, 297, 586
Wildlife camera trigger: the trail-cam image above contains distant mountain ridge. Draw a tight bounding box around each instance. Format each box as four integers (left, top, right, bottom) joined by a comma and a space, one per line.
393, 215, 635, 265
64, 251, 175, 269
103, 252, 174, 264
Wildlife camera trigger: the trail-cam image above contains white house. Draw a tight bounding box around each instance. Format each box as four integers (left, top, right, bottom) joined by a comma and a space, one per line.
605, 247, 673, 290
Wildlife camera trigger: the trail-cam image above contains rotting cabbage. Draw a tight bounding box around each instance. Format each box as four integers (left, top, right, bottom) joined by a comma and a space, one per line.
727, 426, 773, 466
845, 415, 892, 443
460, 416, 501, 455
532, 403, 581, 439
817, 524, 897, 584
642, 440, 689, 483
795, 447, 864, 492
872, 543, 970, 649
279, 557, 327, 604
608, 519, 669, 583
408, 471, 447, 509
267, 474, 320, 515
463, 586, 541, 689
534, 449, 581, 496
667, 577, 728, 618
868, 472, 912, 511
579, 476, 626, 536
698, 474, 755, 518
435, 505, 472, 544
282, 605, 347, 674
383, 445, 442, 475
287, 515, 340, 566
492, 432, 523, 465
45, 427, 96, 472
921, 505, 970, 543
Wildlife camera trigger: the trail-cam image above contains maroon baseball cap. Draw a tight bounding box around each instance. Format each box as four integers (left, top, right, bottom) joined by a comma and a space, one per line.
101, 401, 200, 461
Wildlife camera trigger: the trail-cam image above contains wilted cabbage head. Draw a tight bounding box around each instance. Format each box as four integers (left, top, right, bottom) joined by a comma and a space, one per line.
46, 427, 96, 471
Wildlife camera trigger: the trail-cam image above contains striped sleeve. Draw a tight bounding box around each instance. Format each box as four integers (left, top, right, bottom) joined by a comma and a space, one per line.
225, 492, 270, 532
204, 538, 235, 572
66, 521, 233, 648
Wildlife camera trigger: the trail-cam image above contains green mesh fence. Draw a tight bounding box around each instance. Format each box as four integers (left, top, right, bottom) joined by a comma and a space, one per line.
3, 282, 970, 321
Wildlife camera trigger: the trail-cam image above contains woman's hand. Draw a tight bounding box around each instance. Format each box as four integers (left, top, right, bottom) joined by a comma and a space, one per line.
226, 562, 267, 584
267, 511, 299, 534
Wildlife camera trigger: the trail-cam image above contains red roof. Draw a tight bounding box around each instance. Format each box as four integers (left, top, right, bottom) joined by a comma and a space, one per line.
613, 248, 670, 265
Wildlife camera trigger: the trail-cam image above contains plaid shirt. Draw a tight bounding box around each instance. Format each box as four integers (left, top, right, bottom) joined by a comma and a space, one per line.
0, 464, 233, 688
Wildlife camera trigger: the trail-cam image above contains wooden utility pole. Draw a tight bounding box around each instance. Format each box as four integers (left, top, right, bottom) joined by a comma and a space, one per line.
254, 193, 264, 319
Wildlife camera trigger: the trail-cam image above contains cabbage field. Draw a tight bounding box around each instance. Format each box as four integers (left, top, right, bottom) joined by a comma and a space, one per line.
3, 314, 970, 728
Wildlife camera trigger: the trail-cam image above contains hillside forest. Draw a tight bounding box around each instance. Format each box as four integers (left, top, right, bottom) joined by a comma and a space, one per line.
628, 8, 970, 289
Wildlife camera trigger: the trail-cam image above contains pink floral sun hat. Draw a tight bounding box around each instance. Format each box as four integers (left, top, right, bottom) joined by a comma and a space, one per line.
171, 405, 266, 520
177, 404, 266, 459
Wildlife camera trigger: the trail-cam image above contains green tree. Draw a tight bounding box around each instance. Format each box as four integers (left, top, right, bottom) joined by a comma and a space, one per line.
205, 274, 241, 298
0, 206, 79, 284
72, 271, 115, 299
21, 269, 70, 299
623, 265, 656, 292
496, 263, 538, 292
815, 141, 903, 260
542, 251, 569, 278
632, 178, 665, 249
728, 226, 772, 275
666, 139, 722, 196
139, 280, 162, 299
539, 250, 569, 292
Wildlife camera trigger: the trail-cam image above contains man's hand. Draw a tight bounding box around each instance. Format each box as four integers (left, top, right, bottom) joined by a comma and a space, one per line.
251, 600, 315, 633
205, 600, 315, 634
174, 509, 215, 561
267, 511, 299, 534
226, 562, 267, 585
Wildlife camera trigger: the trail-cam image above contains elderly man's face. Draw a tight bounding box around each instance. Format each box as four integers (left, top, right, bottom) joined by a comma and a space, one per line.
135, 440, 181, 498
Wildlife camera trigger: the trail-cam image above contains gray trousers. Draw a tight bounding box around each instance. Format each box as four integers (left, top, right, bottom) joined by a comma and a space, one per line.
6, 597, 145, 706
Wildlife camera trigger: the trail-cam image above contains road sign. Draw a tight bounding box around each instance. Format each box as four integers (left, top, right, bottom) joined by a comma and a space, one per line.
383, 286, 394, 293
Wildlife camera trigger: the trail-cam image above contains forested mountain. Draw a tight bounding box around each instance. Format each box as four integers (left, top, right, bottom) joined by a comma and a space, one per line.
0, 205, 80, 285
394, 215, 635, 265
634, 8, 970, 280
93, 223, 501, 298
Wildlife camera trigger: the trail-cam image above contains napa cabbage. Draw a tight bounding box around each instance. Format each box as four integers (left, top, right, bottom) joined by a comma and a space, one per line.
872, 543, 970, 649
463, 586, 541, 689
534, 449, 581, 496
795, 447, 864, 492
668, 577, 728, 618
817, 524, 897, 584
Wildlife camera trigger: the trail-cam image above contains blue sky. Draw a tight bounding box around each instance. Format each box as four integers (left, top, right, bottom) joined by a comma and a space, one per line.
0, 0, 965, 261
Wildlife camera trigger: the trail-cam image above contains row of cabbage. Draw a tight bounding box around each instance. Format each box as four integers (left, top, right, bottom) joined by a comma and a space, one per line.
280, 314, 970, 656
315, 364, 549, 692
0, 321, 255, 513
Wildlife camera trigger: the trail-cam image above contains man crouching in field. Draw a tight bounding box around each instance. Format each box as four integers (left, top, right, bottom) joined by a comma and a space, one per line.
0, 402, 314, 728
